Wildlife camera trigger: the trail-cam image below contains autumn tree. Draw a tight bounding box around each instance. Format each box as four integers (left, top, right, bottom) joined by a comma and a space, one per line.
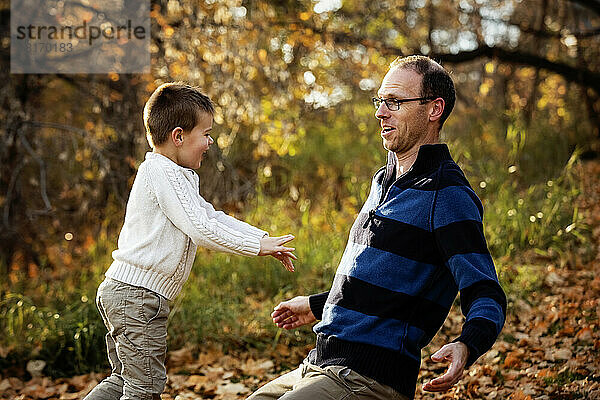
1, 0, 598, 273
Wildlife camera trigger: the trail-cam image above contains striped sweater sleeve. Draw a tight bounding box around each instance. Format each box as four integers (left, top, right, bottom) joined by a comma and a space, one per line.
309, 291, 329, 320
432, 173, 507, 367
143, 160, 262, 256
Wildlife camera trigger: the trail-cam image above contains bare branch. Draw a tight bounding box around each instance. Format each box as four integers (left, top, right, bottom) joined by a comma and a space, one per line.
430, 46, 600, 95
22, 120, 111, 166
17, 131, 52, 214
19, 120, 126, 206
566, 0, 600, 16
3, 161, 25, 229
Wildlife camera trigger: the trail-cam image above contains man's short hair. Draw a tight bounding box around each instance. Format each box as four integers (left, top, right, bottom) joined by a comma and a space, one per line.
143, 82, 214, 148
390, 56, 456, 128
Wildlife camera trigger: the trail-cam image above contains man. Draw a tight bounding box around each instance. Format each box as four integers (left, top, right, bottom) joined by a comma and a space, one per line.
248, 55, 506, 400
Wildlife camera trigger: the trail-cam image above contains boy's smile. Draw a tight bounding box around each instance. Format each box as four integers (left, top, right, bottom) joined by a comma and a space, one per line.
176, 112, 214, 169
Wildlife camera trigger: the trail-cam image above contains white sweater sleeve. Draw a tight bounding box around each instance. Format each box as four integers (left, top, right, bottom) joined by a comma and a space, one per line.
143, 161, 262, 256
198, 197, 268, 239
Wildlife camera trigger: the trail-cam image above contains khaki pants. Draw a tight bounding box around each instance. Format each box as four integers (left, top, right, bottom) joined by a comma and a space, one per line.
247, 359, 408, 400
84, 278, 170, 400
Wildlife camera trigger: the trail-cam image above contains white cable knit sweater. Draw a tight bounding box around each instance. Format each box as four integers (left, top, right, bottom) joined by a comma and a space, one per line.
105, 152, 267, 300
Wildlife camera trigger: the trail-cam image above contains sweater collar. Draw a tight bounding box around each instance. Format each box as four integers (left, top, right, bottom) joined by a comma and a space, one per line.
146, 151, 179, 165
145, 152, 199, 182
145, 152, 195, 172
388, 143, 453, 178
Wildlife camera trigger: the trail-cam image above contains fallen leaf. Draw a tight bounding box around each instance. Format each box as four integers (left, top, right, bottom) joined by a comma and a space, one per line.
197, 350, 222, 366
504, 351, 521, 368
575, 327, 593, 342
26, 359, 46, 378
8, 377, 24, 391
242, 359, 275, 376
168, 346, 195, 367
0, 345, 13, 358
216, 381, 249, 395
166, 374, 189, 391
0, 379, 11, 392
68, 374, 91, 391
535, 369, 555, 379
545, 272, 564, 286
552, 348, 572, 361
60, 392, 83, 400
509, 389, 532, 400
185, 374, 207, 386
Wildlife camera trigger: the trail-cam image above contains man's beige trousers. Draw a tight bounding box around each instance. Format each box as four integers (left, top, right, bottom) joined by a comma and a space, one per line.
247, 359, 409, 400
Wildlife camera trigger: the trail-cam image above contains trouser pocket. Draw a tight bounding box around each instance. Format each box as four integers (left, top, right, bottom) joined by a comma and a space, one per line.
329, 366, 374, 395
140, 289, 168, 323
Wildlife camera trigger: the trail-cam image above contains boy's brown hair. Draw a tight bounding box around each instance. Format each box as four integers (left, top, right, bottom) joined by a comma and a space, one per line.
143, 82, 214, 148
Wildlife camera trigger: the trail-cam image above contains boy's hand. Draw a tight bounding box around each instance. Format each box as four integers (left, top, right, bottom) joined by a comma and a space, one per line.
272, 251, 297, 272
271, 296, 316, 329
259, 235, 296, 272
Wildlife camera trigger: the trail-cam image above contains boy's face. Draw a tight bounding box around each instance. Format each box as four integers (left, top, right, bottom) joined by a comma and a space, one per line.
178, 112, 214, 169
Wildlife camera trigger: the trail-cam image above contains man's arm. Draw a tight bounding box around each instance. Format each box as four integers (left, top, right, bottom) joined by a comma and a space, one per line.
452, 280, 507, 366
424, 176, 507, 391
271, 292, 329, 329
422, 279, 506, 392
308, 291, 329, 320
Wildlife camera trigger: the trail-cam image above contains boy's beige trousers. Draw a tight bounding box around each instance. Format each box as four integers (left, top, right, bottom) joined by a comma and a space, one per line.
84, 277, 169, 400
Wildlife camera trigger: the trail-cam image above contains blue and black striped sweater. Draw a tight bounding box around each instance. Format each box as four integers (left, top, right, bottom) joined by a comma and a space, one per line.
307, 144, 506, 399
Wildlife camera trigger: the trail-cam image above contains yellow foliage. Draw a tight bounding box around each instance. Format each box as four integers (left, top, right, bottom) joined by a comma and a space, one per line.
258, 49, 268, 64
537, 97, 548, 109
479, 85, 489, 96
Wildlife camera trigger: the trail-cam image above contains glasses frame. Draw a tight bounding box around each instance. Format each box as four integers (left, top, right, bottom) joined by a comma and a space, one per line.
372, 96, 437, 111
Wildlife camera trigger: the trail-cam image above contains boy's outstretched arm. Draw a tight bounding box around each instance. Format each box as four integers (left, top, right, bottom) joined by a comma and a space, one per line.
259, 235, 297, 272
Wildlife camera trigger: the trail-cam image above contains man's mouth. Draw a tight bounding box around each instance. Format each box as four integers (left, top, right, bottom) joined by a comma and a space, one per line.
381, 126, 395, 136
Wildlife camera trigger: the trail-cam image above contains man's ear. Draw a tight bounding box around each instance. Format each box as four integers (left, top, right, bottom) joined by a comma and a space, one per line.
429, 98, 445, 122
171, 127, 184, 147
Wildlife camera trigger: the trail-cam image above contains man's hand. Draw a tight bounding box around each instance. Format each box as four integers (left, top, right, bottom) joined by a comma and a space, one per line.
271, 296, 316, 329
422, 342, 469, 392
259, 235, 296, 272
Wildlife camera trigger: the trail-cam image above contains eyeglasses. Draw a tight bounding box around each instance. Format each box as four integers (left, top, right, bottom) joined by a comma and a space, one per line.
372, 97, 436, 111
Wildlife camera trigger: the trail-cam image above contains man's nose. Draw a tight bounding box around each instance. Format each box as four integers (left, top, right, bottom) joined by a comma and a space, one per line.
375, 102, 389, 119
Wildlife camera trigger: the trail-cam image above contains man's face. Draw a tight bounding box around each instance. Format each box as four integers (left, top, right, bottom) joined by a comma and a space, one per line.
375, 67, 431, 155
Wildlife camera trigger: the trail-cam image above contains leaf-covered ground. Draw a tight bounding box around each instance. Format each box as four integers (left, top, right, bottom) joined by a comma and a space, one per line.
2, 161, 599, 400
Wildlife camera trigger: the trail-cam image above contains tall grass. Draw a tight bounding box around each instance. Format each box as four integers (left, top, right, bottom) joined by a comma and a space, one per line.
450, 124, 589, 262
0, 293, 107, 377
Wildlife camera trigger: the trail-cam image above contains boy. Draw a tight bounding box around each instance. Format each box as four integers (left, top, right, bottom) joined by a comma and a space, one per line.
85, 83, 296, 400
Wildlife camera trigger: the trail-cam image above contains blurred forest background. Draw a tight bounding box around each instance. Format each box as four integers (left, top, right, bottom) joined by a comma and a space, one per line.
1, 0, 599, 385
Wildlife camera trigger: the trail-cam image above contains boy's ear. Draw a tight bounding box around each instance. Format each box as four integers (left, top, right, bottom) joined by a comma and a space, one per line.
171, 127, 184, 147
